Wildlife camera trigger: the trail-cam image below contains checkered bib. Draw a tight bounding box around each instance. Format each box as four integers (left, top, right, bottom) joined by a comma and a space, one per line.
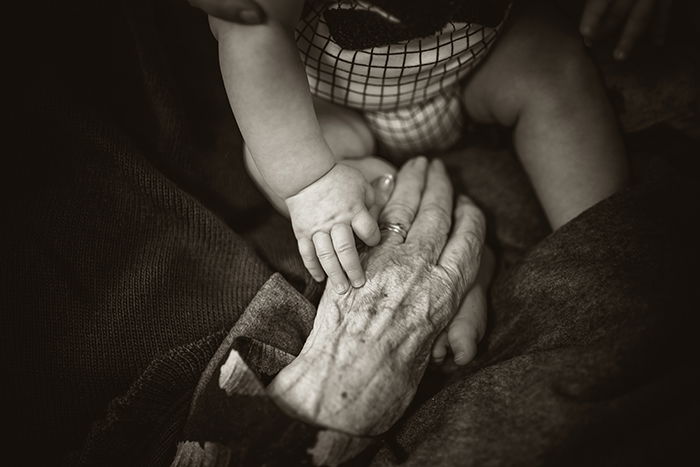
296, 1, 507, 156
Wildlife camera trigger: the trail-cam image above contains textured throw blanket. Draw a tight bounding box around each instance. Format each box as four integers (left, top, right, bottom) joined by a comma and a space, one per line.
6, 0, 699, 465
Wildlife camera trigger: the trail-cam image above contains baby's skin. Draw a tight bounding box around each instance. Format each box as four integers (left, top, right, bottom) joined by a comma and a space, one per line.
207, 0, 669, 366
209, 0, 379, 295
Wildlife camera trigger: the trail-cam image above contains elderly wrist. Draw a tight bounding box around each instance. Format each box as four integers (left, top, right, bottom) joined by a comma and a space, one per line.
268, 291, 435, 435
269, 350, 410, 436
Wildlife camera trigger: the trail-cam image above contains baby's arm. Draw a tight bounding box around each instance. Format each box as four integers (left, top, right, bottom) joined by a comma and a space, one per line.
209, 0, 333, 198
210, 1, 380, 292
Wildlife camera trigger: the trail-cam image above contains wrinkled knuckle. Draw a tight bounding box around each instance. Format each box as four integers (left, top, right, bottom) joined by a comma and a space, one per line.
413, 238, 437, 259
463, 231, 484, 256
434, 215, 452, 234
423, 201, 451, 221
385, 201, 416, 223
442, 262, 463, 288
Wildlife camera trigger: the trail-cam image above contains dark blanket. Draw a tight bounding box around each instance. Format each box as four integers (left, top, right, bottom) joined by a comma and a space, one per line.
6, 0, 699, 465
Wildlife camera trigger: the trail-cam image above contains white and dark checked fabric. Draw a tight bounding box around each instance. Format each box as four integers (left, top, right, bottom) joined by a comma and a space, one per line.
296, 1, 509, 155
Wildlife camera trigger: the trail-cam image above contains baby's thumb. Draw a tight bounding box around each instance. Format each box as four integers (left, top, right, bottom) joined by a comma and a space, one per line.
368, 174, 395, 219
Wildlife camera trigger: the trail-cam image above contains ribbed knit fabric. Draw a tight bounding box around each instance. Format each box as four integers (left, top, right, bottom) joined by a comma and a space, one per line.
7, 0, 322, 463
6, 0, 700, 466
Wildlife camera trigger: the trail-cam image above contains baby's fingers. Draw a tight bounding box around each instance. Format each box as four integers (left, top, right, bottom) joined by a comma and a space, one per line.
331, 224, 365, 288
313, 232, 349, 294
447, 288, 487, 366
352, 209, 380, 247
432, 331, 449, 364
614, 0, 656, 60
298, 238, 325, 282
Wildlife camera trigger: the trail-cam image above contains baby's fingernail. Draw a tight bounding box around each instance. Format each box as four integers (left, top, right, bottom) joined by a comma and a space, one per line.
335, 282, 349, 294
412, 156, 428, 166
352, 279, 365, 288
454, 353, 467, 365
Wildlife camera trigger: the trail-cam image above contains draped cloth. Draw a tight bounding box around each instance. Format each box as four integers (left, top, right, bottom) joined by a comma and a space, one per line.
6, 0, 698, 465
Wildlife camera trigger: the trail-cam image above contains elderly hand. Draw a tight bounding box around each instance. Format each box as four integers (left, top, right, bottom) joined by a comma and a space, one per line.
187, 0, 266, 24
268, 157, 486, 436
580, 0, 673, 60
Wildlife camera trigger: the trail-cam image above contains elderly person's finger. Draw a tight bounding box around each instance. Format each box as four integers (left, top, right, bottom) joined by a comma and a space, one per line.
188, 0, 266, 24
613, 0, 656, 60
438, 195, 486, 299
407, 159, 454, 262
313, 231, 349, 294
378, 157, 428, 243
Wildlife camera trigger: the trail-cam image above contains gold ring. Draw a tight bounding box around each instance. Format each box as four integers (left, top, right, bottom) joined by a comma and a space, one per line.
379, 222, 409, 242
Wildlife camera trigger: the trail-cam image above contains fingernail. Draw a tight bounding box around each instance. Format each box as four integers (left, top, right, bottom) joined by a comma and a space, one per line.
335, 282, 348, 294
352, 279, 365, 288
377, 173, 394, 188
412, 156, 428, 166
372, 173, 394, 193
454, 353, 466, 365
235, 8, 264, 24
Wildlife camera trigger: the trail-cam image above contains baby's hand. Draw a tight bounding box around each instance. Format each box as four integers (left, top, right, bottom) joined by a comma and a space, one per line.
580, 0, 671, 60
285, 164, 379, 293
432, 246, 494, 367
432, 285, 487, 367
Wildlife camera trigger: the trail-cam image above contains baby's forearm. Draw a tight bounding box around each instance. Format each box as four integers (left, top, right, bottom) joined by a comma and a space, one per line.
212, 16, 334, 198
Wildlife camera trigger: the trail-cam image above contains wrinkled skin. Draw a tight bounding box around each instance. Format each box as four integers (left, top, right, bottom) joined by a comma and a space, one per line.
269, 157, 486, 435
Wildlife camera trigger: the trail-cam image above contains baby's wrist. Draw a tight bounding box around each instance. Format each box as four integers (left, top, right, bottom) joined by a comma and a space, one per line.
257, 140, 336, 200
282, 160, 337, 201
